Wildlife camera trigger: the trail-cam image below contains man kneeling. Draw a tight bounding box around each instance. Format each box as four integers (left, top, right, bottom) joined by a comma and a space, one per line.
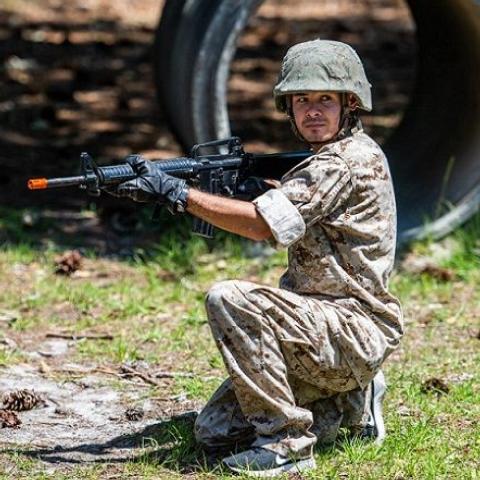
109, 40, 404, 477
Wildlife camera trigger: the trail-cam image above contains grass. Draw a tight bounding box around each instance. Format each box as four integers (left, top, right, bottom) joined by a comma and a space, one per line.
0, 207, 479, 478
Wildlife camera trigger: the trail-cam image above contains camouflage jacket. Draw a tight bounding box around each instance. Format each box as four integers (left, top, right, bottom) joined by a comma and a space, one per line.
253, 129, 403, 346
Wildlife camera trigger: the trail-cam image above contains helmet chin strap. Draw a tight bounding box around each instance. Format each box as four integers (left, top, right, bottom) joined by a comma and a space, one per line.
335, 93, 362, 141
286, 103, 307, 144
287, 93, 362, 148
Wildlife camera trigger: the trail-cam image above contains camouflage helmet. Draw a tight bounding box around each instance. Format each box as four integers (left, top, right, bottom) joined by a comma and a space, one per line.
274, 39, 372, 112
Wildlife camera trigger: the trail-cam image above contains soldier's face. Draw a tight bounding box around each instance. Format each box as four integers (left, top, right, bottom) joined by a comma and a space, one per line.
291, 92, 342, 145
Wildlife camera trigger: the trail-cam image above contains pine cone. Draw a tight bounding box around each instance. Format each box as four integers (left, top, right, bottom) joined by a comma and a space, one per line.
0, 409, 21, 428
125, 406, 144, 421
2, 389, 45, 411
54, 250, 83, 275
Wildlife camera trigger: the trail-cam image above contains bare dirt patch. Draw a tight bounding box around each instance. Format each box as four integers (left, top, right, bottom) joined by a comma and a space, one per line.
0, 363, 201, 465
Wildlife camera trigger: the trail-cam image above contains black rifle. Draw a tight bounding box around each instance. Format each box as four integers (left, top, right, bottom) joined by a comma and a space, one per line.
28, 137, 310, 237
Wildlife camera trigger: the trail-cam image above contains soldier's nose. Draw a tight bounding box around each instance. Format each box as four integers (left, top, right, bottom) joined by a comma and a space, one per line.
307, 108, 322, 118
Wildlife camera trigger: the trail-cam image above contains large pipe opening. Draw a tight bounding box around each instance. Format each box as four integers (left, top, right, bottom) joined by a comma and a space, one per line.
388, 0, 480, 242
154, 0, 480, 244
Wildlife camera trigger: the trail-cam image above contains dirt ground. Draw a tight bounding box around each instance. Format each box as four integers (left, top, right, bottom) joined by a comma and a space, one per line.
0, 362, 202, 465
0, 254, 206, 468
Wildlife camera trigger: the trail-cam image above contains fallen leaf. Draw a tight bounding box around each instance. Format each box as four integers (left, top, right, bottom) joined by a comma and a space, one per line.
421, 264, 457, 282
421, 377, 450, 395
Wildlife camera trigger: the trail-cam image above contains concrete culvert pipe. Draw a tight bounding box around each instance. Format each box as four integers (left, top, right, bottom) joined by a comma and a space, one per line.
154, 0, 480, 244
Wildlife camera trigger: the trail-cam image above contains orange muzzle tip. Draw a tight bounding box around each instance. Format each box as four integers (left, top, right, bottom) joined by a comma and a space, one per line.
28, 178, 48, 190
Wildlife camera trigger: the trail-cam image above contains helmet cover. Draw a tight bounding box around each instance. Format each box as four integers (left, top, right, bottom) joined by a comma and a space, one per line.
274, 39, 372, 112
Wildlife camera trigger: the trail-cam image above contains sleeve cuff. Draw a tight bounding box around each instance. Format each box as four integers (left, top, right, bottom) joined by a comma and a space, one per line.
253, 189, 306, 248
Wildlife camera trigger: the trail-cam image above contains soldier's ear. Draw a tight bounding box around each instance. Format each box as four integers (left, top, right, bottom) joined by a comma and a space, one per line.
347, 93, 359, 111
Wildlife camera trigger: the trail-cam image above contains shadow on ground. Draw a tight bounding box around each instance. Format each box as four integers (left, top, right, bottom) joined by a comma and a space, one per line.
2, 413, 215, 474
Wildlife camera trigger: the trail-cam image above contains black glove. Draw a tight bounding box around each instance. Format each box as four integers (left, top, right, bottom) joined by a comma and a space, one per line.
237, 177, 279, 200
106, 155, 189, 213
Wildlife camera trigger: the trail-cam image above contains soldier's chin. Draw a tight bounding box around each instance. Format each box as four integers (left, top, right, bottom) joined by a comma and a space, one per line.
304, 131, 335, 144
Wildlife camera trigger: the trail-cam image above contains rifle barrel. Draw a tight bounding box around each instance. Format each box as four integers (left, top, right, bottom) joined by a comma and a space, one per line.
28, 175, 86, 190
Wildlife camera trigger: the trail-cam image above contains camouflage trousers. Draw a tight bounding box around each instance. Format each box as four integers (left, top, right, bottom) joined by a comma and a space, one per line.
194, 280, 379, 457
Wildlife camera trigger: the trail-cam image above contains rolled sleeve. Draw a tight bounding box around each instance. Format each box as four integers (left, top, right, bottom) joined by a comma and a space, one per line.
253, 189, 306, 248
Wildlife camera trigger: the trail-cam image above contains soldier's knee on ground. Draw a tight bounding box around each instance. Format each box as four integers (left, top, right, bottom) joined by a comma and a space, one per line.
194, 410, 213, 446
194, 404, 233, 448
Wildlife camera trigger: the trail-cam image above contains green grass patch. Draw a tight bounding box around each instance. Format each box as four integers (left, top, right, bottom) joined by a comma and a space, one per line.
0, 209, 479, 477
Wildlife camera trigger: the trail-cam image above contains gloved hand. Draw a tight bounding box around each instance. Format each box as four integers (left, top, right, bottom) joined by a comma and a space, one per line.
237, 177, 280, 200
106, 155, 189, 213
